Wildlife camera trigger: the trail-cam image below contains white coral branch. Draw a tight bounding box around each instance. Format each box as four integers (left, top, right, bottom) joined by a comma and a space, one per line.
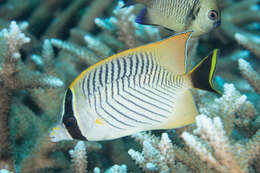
159, 133, 175, 168
182, 131, 220, 169
238, 58, 260, 95
50, 38, 99, 65
182, 115, 248, 173
0, 21, 30, 59
104, 164, 127, 173
69, 141, 87, 173
235, 32, 260, 58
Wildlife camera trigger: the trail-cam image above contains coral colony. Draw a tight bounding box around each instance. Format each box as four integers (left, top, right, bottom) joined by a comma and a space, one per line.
0, 0, 259, 173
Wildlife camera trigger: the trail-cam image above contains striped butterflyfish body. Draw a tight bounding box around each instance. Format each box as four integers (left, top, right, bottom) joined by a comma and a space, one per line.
50, 31, 219, 142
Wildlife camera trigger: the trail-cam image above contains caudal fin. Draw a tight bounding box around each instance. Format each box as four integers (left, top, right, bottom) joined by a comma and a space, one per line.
188, 49, 219, 94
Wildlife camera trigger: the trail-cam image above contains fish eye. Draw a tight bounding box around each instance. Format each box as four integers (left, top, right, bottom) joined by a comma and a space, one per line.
208, 10, 218, 21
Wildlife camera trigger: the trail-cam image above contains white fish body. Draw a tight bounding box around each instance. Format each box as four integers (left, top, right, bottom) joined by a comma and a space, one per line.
50, 31, 219, 142
72, 52, 194, 140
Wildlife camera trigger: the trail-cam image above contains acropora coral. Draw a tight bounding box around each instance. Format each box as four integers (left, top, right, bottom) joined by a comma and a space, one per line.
0, 0, 259, 173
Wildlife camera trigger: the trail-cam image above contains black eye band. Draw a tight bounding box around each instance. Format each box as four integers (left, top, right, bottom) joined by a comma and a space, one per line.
63, 89, 87, 141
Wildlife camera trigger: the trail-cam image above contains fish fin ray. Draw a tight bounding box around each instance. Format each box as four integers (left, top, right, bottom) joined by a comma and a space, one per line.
188, 49, 220, 94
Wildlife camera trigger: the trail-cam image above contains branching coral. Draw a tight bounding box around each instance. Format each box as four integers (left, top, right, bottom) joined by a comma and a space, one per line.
50, 38, 100, 66
0, 0, 259, 173
238, 59, 260, 95
235, 33, 260, 59
0, 1, 149, 172
50, 0, 161, 85
198, 83, 259, 136
128, 84, 259, 173
128, 132, 174, 173
182, 114, 260, 173
104, 164, 128, 173
70, 141, 128, 173
94, 164, 127, 173
200, 84, 247, 137
69, 141, 87, 173
0, 169, 13, 173
18, 137, 65, 173
73, 0, 160, 52
94, 0, 161, 49
221, 0, 260, 58
128, 132, 210, 173
0, 21, 63, 172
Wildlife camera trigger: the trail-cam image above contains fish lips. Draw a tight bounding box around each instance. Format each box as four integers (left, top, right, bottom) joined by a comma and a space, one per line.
214, 20, 221, 28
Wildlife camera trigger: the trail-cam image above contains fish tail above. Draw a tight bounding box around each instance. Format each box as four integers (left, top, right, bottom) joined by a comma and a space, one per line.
188, 49, 220, 94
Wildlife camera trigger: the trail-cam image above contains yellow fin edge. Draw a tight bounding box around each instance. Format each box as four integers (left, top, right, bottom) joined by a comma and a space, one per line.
70, 31, 193, 88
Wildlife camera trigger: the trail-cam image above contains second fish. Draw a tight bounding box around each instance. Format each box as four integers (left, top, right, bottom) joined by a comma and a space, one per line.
123, 0, 221, 36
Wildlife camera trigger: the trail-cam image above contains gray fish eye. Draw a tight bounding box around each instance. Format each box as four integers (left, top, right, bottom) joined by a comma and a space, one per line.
208, 10, 218, 20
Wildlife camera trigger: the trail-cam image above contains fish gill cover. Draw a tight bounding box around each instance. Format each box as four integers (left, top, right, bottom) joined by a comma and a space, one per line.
0, 0, 259, 173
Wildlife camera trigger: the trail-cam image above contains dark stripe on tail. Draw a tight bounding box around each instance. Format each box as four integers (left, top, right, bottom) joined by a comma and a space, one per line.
189, 49, 219, 94
63, 89, 87, 141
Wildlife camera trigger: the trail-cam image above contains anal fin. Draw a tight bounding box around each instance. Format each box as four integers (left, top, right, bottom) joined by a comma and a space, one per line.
160, 90, 198, 129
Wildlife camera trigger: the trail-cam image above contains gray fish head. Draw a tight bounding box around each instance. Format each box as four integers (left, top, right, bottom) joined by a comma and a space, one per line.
192, 0, 220, 35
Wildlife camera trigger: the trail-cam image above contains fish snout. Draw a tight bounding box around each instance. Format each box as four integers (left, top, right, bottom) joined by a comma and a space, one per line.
214, 20, 221, 28
49, 124, 72, 142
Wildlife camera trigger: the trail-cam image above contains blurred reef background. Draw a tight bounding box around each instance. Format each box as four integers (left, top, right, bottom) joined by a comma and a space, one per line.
0, 0, 259, 173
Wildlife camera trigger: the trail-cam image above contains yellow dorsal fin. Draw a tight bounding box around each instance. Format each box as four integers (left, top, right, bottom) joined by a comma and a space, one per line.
108, 31, 192, 75
70, 31, 192, 88
155, 31, 192, 74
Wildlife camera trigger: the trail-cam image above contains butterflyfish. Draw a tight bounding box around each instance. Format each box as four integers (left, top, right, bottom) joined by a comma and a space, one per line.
50, 31, 219, 142
122, 0, 221, 36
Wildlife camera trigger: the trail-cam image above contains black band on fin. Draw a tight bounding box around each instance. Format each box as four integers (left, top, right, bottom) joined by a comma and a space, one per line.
189, 49, 219, 94
63, 89, 87, 141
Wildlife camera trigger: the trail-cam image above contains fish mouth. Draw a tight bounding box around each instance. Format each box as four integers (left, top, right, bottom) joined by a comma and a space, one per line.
214, 20, 221, 28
